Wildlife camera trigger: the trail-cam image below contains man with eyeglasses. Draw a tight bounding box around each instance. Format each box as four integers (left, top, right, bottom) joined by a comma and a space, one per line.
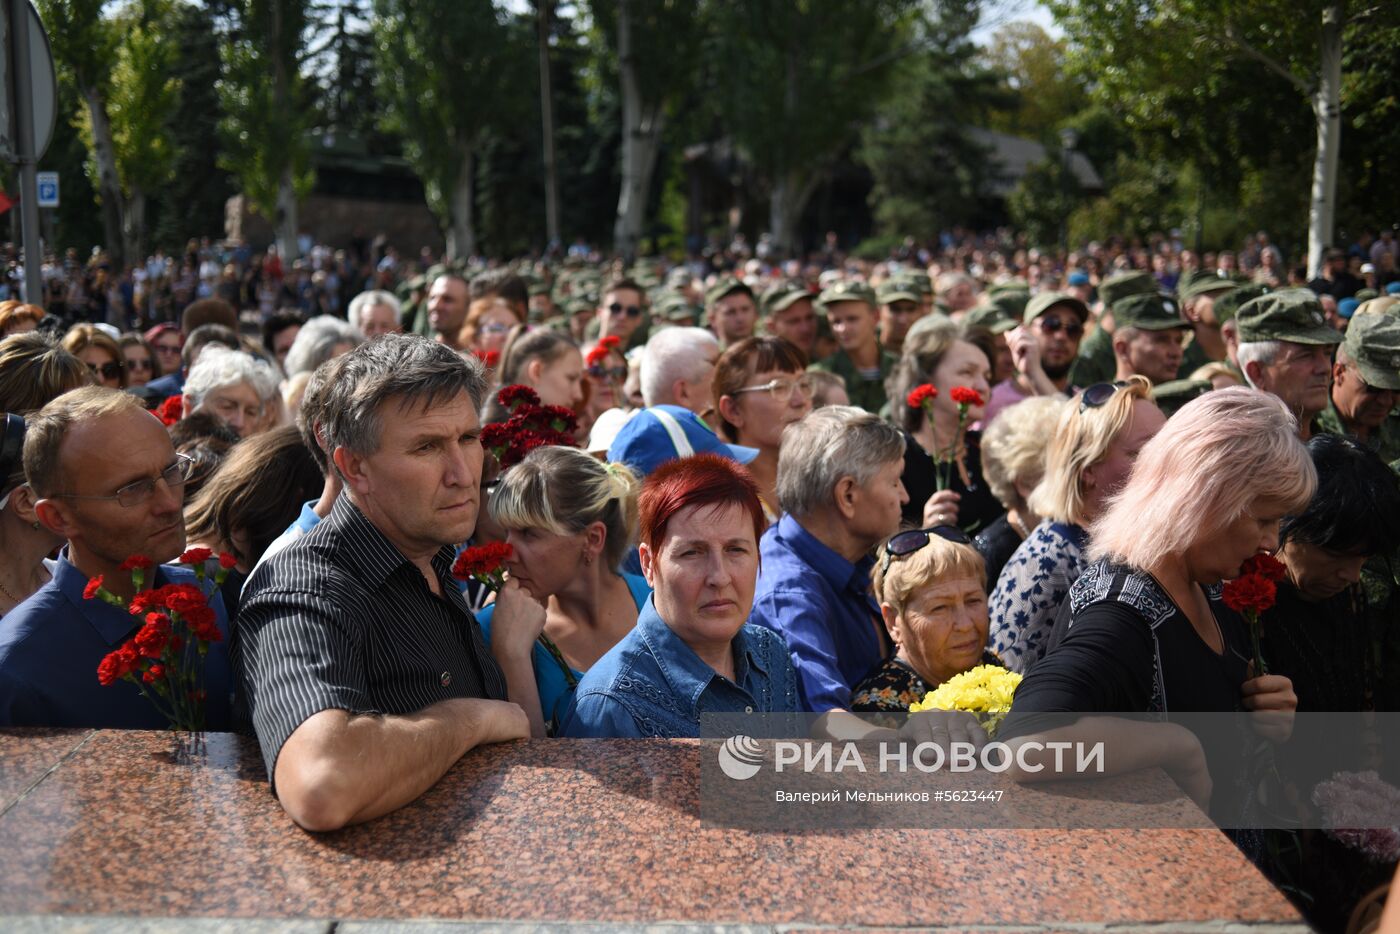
0, 387, 233, 729
982, 291, 1086, 425
1317, 313, 1400, 462
1108, 292, 1191, 387
705, 276, 758, 349
1236, 289, 1345, 441
594, 277, 651, 351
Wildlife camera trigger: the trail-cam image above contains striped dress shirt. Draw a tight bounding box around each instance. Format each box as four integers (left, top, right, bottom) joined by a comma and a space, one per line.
234, 494, 507, 781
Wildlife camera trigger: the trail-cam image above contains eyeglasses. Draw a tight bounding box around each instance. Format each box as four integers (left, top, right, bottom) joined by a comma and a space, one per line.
1078, 380, 1128, 412
587, 364, 628, 381
881, 525, 971, 576
480, 322, 513, 335
126, 357, 153, 372
51, 455, 193, 508
732, 375, 816, 401
154, 343, 182, 356
607, 302, 643, 318
1037, 314, 1084, 338
87, 360, 125, 381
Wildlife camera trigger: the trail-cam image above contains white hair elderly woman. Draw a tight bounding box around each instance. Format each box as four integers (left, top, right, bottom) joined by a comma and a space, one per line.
346, 290, 402, 340
181, 345, 279, 438
1002, 388, 1313, 812
283, 315, 364, 379
988, 377, 1165, 672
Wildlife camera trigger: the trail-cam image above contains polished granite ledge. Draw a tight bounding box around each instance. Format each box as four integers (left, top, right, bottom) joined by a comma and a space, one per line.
0, 730, 1306, 931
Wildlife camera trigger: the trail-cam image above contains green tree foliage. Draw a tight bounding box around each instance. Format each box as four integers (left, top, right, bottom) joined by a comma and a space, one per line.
1006, 154, 1079, 250
983, 22, 1085, 139
709, 0, 921, 255
861, 0, 1011, 239
219, 0, 316, 260
372, 0, 530, 258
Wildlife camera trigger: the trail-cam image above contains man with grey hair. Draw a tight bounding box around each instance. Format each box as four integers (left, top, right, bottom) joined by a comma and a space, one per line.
182, 345, 279, 438
346, 289, 403, 340
1235, 289, 1342, 440
748, 405, 908, 711
235, 334, 527, 832
639, 326, 720, 414
283, 315, 365, 379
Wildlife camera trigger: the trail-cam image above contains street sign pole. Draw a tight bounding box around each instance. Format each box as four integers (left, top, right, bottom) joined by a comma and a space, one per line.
9, 0, 40, 304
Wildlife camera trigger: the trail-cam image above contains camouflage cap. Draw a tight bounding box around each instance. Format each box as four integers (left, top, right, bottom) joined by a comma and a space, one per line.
705, 276, 754, 308
962, 302, 1018, 335
1236, 288, 1343, 345
1024, 291, 1089, 325
1150, 379, 1213, 417
1179, 273, 1238, 302
986, 279, 1030, 298
981, 289, 1029, 323
876, 279, 921, 306
903, 271, 934, 295
1111, 293, 1190, 332
1214, 284, 1270, 324
1355, 288, 1379, 303
761, 282, 816, 317
564, 297, 595, 317
1101, 271, 1159, 312
654, 292, 700, 323
816, 280, 877, 309
1342, 312, 1400, 391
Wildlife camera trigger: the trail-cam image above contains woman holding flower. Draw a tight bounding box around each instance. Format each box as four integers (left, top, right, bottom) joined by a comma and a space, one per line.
851, 525, 1001, 712
887, 318, 1000, 533
1001, 389, 1312, 814
478, 445, 648, 737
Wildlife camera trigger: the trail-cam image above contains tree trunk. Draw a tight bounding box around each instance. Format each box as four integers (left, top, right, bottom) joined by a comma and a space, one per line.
613, 0, 664, 260
445, 147, 476, 260
123, 187, 145, 271
276, 165, 299, 263
768, 170, 822, 262
537, 0, 560, 250
79, 84, 125, 272
1305, 4, 1343, 278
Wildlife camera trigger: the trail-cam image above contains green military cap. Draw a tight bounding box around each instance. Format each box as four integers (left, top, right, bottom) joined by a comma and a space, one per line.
1113, 292, 1190, 331
563, 297, 595, 317
816, 279, 877, 308
1151, 379, 1213, 417
903, 271, 934, 295
761, 282, 816, 316
986, 278, 1029, 297
973, 290, 1028, 324
654, 291, 698, 323
705, 275, 754, 307
1100, 271, 1158, 312
1354, 288, 1379, 303
1342, 313, 1400, 391
540, 314, 569, 333
407, 274, 428, 291
876, 279, 921, 305
1179, 273, 1238, 301
1237, 288, 1343, 345
1214, 284, 1269, 324
1024, 291, 1089, 325
665, 267, 692, 289
962, 302, 1018, 335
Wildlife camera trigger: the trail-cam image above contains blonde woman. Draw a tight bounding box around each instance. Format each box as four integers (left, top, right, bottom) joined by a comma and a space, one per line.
988, 377, 1165, 672
481, 446, 646, 737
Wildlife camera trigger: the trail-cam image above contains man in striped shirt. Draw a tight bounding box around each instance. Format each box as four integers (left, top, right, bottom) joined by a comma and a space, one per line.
235, 335, 528, 832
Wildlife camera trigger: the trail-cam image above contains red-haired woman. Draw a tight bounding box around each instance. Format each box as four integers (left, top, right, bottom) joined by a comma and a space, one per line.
560, 453, 800, 737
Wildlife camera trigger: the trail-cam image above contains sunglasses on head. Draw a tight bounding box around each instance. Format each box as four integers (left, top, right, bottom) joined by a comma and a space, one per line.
1078, 380, 1129, 412
87, 360, 124, 381
1037, 314, 1083, 338
608, 302, 643, 318
587, 364, 628, 381
881, 525, 971, 575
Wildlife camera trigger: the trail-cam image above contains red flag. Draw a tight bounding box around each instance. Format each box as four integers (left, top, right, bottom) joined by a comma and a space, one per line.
0, 192, 13, 215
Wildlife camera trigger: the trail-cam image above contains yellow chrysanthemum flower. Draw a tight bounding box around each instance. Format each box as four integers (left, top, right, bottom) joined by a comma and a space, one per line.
908, 664, 1023, 737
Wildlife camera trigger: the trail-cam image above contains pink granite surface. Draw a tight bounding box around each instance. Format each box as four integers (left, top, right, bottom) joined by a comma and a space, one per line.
0, 728, 92, 813
0, 730, 1302, 927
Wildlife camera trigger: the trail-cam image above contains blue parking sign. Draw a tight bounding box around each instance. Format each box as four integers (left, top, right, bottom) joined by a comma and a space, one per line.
37, 173, 59, 208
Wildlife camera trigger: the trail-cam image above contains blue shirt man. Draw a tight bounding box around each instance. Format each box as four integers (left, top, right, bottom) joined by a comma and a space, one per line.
561, 595, 798, 738
749, 513, 888, 711
0, 551, 233, 729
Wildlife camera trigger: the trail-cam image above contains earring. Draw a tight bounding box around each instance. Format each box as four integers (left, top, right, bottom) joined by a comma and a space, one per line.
31, 521, 40, 530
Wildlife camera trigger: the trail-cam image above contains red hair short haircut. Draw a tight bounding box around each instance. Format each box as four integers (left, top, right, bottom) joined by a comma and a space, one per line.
639, 453, 765, 553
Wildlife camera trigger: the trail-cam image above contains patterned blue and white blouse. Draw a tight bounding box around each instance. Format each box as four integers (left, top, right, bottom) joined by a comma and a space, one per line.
987, 520, 1089, 673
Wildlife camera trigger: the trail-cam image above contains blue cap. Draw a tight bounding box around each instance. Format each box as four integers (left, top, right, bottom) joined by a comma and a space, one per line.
1067, 271, 1090, 286
1338, 297, 1360, 319
607, 405, 759, 477
1387, 282, 1400, 296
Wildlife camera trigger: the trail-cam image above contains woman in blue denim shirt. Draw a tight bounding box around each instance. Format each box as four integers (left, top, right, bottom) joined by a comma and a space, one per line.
562, 453, 799, 737
480, 446, 649, 737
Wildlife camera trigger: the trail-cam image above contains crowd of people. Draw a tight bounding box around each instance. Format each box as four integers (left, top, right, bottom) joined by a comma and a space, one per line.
1, 226, 1399, 930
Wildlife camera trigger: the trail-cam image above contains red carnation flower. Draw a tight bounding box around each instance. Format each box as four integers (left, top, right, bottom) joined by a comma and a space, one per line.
134, 614, 172, 658
142, 664, 165, 684
119, 555, 154, 572
949, 386, 985, 407
161, 584, 208, 616
129, 590, 155, 616
156, 395, 184, 427
97, 652, 124, 686
597, 335, 622, 351
218, 552, 237, 570
906, 384, 938, 408
496, 384, 540, 412
472, 349, 501, 368
538, 405, 579, 433
83, 575, 105, 601
1222, 574, 1277, 615
179, 547, 213, 565
1241, 552, 1286, 582
452, 541, 514, 581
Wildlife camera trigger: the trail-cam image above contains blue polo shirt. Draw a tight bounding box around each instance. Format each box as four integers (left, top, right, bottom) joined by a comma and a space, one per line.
0, 551, 234, 730
560, 595, 798, 738
145, 371, 185, 400
749, 513, 888, 712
